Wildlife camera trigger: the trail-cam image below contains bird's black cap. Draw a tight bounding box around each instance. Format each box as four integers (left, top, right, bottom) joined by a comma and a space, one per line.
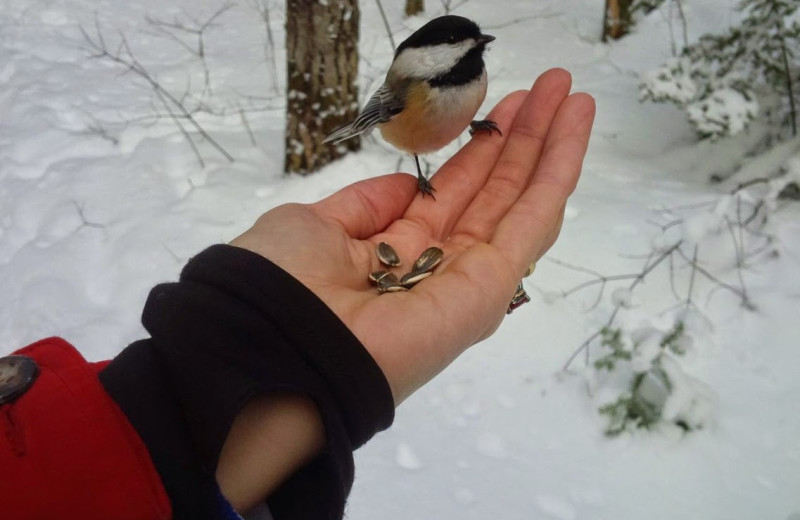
395, 15, 489, 58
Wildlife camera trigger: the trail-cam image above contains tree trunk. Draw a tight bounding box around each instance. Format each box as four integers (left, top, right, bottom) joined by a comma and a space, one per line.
603, 0, 634, 41
285, 0, 360, 174
405, 0, 424, 17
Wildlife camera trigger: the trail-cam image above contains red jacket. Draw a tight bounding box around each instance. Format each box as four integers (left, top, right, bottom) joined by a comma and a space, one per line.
0, 337, 171, 519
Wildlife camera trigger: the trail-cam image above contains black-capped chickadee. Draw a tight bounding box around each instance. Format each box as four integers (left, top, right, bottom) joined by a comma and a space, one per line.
324, 15, 499, 198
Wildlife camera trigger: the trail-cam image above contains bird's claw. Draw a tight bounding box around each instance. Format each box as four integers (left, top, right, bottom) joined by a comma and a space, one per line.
417, 174, 436, 199
469, 119, 502, 136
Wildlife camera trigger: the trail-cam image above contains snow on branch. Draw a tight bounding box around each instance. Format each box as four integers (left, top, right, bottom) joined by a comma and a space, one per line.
639, 0, 799, 140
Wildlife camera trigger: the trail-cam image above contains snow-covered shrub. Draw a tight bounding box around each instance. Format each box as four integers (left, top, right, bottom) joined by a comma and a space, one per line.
639, 0, 800, 140
596, 319, 715, 436
560, 149, 799, 436
686, 87, 760, 137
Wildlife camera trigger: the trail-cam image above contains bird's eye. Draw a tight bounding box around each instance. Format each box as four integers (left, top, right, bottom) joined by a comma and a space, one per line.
448, 35, 457, 44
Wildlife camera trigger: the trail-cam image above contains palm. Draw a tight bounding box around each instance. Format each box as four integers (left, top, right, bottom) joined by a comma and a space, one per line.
232, 69, 595, 403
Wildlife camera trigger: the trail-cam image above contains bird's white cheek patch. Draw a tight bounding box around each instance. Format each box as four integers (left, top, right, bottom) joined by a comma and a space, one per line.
392, 40, 474, 79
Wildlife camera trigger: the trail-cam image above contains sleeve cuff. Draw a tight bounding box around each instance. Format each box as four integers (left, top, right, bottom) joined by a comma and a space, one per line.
179, 244, 395, 448
124, 244, 394, 520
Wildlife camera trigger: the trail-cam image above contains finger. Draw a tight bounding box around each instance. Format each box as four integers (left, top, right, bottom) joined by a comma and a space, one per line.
451, 69, 573, 243
400, 89, 529, 237
312, 173, 418, 239
542, 205, 566, 257
491, 93, 596, 275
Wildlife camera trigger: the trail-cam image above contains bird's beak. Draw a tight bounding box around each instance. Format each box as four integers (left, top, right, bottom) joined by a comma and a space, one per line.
478, 34, 496, 45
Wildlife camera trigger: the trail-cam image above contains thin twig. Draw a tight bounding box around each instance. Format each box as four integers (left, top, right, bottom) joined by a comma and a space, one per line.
562, 274, 639, 298
779, 22, 797, 136
561, 242, 683, 371
145, 2, 235, 97
675, 248, 750, 304
248, 0, 281, 95
155, 88, 205, 167
81, 19, 234, 163
730, 176, 771, 195
374, 0, 396, 53
484, 14, 561, 30
675, 0, 689, 51
72, 201, 106, 230
668, 251, 683, 302
645, 217, 683, 231
239, 108, 257, 146
685, 245, 698, 308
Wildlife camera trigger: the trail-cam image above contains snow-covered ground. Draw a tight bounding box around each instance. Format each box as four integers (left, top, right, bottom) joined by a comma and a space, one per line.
2, 0, 799, 519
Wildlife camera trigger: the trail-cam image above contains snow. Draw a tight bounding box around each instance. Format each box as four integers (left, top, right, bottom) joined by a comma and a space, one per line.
2, 0, 800, 519
395, 442, 424, 471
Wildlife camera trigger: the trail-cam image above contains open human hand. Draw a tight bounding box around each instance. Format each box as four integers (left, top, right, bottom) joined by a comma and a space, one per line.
230, 68, 595, 405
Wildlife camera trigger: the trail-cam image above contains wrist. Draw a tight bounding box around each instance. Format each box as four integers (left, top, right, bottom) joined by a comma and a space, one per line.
216, 393, 324, 513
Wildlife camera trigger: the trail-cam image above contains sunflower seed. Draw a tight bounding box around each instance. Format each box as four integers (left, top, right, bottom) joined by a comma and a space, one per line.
377, 277, 408, 294
412, 246, 443, 273
400, 270, 433, 288
369, 270, 393, 283
376, 242, 401, 267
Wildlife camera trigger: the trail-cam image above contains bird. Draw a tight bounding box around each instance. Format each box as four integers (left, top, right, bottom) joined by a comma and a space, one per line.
323, 15, 500, 199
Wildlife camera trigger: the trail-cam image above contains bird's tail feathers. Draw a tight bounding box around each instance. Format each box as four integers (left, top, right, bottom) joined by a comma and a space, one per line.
322, 124, 363, 145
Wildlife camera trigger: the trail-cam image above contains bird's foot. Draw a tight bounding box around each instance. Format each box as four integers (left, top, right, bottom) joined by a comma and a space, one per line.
469, 119, 502, 136
417, 174, 436, 200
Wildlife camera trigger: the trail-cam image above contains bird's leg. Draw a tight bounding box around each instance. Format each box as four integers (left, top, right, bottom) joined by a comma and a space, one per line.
469, 119, 502, 136
414, 154, 436, 199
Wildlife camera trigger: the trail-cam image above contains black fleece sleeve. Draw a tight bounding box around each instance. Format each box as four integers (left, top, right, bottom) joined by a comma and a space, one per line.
99, 244, 395, 520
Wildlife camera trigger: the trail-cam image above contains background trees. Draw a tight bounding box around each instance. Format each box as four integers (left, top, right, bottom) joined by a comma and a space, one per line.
284, 0, 361, 174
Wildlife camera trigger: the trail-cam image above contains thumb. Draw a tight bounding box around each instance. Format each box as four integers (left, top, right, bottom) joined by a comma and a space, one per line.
312, 173, 418, 239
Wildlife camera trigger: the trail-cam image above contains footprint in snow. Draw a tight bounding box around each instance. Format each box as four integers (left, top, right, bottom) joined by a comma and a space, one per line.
475, 432, 508, 459
395, 442, 423, 471
536, 495, 577, 520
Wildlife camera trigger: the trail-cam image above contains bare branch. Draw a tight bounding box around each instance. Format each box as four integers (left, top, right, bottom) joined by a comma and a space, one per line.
247, 0, 281, 95
439, 0, 469, 14
685, 245, 698, 308
560, 241, 683, 371
675, 248, 751, 305
145, 2, 235, 97
81, 18, 234, 163
730, 176, 772, 195
72, 201, 106, 231
484, 13, 562, 30
239, 108, 257, 146
155, 88, 205, 168
374, 0, 396, 53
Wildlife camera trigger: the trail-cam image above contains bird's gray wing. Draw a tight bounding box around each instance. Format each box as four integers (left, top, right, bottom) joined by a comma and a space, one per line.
323, 84, 405, 144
